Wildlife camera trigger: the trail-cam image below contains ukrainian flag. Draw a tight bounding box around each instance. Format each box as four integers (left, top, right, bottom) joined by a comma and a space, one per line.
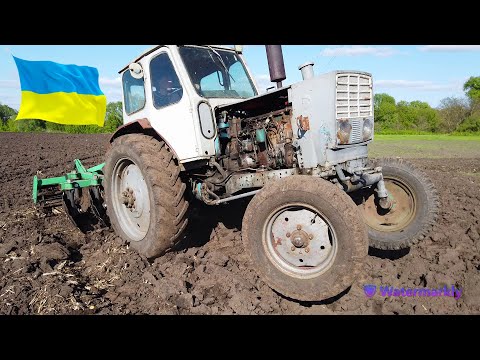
13, 56, 106, 127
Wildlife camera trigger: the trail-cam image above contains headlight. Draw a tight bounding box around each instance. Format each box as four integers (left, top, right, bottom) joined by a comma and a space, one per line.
337, 120, 352, 144
362, 118, 373, 141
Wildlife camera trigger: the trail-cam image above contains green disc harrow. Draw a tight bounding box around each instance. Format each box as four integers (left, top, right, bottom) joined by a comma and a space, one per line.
33, 159, 109, 230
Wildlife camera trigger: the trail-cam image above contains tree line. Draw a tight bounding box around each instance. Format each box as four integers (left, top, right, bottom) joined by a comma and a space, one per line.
1, 76, 480, 134
374, 76, 480, 134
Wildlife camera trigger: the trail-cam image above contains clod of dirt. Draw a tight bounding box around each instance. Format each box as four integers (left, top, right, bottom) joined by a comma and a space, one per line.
467, 226, 480, 242
34, 242, 70, 262
0, 241, 17, 257
175, 293, 194, 309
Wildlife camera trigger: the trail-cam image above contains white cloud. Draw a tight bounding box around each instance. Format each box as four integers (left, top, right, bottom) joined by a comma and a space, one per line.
97, 77, 123, 102
375, 79, 463, 92
0, 80, 19, 88
419, 45, 480, 52
99, 77, 121, 88
254, 74, 275, 92
0, 94, 20, 109
320, 46, 398, 57
0, 81, 20, 109
103, 88, 123, 103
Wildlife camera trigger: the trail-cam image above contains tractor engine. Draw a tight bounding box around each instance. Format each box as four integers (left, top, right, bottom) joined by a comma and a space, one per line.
217, 107, 295, 171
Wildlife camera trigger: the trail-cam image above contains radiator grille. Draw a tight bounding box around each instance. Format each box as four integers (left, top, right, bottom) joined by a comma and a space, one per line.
336, 73, 372, 119
350, 118, 363, 143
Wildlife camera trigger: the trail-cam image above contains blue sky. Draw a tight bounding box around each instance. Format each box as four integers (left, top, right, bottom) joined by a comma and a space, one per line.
1, 45, 480, 111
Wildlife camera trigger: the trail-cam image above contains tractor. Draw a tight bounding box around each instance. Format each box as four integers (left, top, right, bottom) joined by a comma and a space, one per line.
32, 45, 439, 302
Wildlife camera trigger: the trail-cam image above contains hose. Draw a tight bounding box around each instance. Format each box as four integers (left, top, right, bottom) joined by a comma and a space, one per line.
210, 159, 227, 179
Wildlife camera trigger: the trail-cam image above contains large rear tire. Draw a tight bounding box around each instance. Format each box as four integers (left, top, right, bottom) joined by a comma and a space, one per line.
104, 134, 189, 259
242, 175, 368, 302
356, 158, 439, 250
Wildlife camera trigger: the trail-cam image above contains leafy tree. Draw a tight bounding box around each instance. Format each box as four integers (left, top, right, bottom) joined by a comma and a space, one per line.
456, 115, 480, 133
437, 96, 469, 132
16, 119, 46, 132
374, 96, 441, 132
374, 93, 396, 119
104, 101, 123, 132
1, 118, 17, 132
464, 76, 480, 102
374, 93, 399, 130
45, 122, 67, 133
463, 76, 480, 117
396, 101, 419, 129
0, 103, 18, 130
409, 100, 441, 132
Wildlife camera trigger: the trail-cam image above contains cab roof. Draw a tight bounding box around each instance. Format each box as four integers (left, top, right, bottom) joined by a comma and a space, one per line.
118, 45, 237, 74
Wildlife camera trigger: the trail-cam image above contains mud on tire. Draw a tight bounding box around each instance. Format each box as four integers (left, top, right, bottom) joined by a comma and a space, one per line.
104, 134, 189, 259
242, 175, 369, 302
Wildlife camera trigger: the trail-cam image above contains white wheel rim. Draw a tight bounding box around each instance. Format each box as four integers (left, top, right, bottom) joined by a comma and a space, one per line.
263, 203, 337, 279
111, 158, 150, 241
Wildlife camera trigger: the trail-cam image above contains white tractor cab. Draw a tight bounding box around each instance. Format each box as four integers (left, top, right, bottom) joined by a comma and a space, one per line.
118, 45, 259, 163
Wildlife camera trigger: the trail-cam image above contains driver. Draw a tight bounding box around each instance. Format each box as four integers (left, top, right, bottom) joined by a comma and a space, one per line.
153, 74, 182, 108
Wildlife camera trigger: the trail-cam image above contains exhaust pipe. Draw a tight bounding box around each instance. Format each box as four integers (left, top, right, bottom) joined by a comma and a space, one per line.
299, 61, 314, 80
265, 45, 286, 88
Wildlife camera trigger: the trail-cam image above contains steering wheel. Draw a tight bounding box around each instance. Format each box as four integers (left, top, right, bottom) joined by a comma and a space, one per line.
168, 87, 182, 95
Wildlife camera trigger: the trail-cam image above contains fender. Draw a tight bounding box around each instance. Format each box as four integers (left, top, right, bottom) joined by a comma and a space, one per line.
110, 118, 179, 161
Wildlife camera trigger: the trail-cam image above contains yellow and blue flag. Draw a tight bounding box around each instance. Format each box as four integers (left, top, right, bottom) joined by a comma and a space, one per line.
13, 56, 106, 127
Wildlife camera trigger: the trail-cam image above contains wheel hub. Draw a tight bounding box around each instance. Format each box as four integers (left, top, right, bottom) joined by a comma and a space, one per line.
122, 187, 136, 209
290, 229, 309, 248
361, 177, 416, 232
266, 206, 336, 277
111, 159, 151, 241
378, 197, 393, 210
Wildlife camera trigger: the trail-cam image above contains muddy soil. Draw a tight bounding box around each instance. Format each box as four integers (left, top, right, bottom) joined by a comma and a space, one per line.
0, 133, 479, 315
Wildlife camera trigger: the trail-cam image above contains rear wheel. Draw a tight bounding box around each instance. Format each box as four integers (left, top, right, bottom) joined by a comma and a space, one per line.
356, 158, 439, 250
104, 134, 189, 259
242, 176, 368, 302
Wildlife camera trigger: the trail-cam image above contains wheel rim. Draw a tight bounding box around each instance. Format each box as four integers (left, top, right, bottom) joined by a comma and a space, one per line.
111, 158, 150, 241
361, 176, 416, 232
263, 203, 337, 279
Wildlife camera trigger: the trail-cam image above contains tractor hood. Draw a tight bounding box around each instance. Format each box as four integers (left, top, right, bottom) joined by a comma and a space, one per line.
215, 86, 291, 116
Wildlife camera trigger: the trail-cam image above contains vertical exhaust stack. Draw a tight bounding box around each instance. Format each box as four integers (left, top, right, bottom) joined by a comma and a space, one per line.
265, 45, 286, 89
299, 61, 314, 80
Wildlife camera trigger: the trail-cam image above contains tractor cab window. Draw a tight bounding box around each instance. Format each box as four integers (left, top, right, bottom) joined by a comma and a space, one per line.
122, 70, 146, 115
179, 46, 257, 99
150, 53, 183, 109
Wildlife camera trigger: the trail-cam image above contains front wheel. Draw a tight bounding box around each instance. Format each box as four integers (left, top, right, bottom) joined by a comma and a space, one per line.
242, 176, 368, 302
356, 158, 439, 250
104, 134, 189, 259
